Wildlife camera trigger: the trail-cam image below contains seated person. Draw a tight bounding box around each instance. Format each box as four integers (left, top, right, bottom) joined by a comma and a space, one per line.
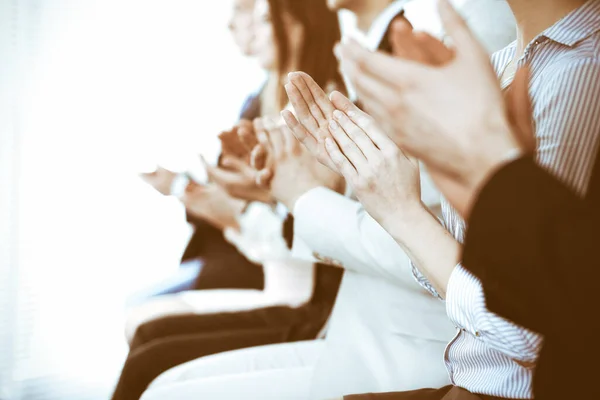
137, 1, 516, 400
109, 1, 346, 399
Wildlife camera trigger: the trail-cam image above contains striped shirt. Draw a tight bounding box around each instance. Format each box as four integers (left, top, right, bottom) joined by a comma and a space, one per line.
412, 1, 600, 398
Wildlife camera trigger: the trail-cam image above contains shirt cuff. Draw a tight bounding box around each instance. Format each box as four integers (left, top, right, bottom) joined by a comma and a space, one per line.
445, 263, 483, 327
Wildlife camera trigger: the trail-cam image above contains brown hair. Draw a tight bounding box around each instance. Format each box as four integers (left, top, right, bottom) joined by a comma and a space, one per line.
265, 0, 346, 112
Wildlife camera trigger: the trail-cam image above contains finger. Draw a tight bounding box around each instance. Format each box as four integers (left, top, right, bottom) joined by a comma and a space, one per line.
288, 72, 328, 123
329, 91, 372, 124
251, 143, 269, 171
338, 39, 427, 89
413, 31, 455, 65
265, 123, 285, 156
221, 156, 251, 173
331, 109, 379, 160
437, 0, 487, 61
328, 117, 368, 171
324, 137, 358, 181
281, 124, 299, 153
341, 58, 405, 124
281, 110, 320, 154
284, 83, 320, 133
238, 124, 258, 153
205, 163, 235, 188
256, 168, 273, 188
506, 66, 535, 154
330, 91, 397, 151
389, 19, 431, 65
292, 72, 336, 119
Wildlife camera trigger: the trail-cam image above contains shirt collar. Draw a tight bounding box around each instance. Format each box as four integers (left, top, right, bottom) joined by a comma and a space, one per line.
541, 0, 600, 47
365, 0, 410, 51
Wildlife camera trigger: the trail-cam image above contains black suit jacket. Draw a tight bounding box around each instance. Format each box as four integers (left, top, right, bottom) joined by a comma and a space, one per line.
181, 90, 265, 289
462, 154, 600, 400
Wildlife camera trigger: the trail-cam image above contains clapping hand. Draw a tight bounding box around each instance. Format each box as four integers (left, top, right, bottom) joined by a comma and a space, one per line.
139, 166, 178, 196
204, 155, 273, 204
337, 0, 532, 218
281, 72, 339, 172
324, 92, 422, 225
254, 116, 344, 210
219, 119, 257, 161
179, 182, 245, 231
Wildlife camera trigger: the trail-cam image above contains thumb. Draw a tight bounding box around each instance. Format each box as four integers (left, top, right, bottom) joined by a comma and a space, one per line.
506, 66, 536, 154
221, 156, 249, 172
437, 0, 485, 60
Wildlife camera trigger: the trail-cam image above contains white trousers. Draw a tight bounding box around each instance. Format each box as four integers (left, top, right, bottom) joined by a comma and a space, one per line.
141, 340, 325, 400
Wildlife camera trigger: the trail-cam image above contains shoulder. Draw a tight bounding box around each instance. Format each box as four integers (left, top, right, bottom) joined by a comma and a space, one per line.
533, 51, 600, 104
535, 32, 600, 88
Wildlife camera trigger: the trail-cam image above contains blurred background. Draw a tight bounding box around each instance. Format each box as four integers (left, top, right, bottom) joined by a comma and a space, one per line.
0, 1, 440, 399
1, 1, 264, 399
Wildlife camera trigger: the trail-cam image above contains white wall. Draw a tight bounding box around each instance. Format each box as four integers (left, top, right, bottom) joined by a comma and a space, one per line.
2, 0, 263, 399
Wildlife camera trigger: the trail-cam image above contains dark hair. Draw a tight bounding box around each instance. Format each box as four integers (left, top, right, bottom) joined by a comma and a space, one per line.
268, 0, 346, 110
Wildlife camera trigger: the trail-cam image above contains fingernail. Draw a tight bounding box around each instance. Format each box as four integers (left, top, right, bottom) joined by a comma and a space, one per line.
333, 110, 344, 120
329, 120, 339, 131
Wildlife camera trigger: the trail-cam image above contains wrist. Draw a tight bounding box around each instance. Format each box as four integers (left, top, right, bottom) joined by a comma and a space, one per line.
380, 200, 429, 238
464, 122, 523, 194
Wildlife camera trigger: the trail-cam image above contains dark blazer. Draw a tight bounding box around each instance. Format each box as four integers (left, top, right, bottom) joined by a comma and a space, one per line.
462, 154, 600, 400
181, 90, 265, 290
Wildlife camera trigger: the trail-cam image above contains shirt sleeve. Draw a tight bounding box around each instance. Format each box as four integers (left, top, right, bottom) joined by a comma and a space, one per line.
446, 263, 543, 362
534, 57, 600, 196
410, 261, 444, 300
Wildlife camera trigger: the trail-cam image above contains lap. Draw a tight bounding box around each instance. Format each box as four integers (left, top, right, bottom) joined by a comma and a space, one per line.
125, 289, 270, 343
112, 327, 291, 400
141, 366, 315, 400
150, 339, 326, 389
129, 303, 317, 351
344, 387, 510, 400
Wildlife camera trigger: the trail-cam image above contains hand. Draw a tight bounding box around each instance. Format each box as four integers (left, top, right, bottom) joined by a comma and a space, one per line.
179, 182, 246, 231
389, 9, 535, 218
282, 72, 339, 172
219, 119, 256, 160
139, 166, 177, 196
257, 118, 344, 210
205, 156, 274, 203
237, 119, 259, 154
324, 93, 422, 226
338, 0, 525, 218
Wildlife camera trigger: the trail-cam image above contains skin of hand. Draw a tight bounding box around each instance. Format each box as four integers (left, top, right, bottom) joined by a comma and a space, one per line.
139, 166, 178, 196
219, 119, 257, 161
179, 182, 246, 231
204, 155, 274, 203
257, 117, 345, 211
323, 89, 461, 298
337, 0, 521, 219
324, 92, 422, 225
237, 119, 259, 154
387, 12, 535, 219
282, 72, 340, 172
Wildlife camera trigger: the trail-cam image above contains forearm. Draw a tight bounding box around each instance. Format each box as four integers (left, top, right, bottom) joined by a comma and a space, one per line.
383, 202, 461, 297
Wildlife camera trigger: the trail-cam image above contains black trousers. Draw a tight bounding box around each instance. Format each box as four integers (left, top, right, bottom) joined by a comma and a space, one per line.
345, 386, 521, 400
182, 218, 264, 291
111, 264, 342, 400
